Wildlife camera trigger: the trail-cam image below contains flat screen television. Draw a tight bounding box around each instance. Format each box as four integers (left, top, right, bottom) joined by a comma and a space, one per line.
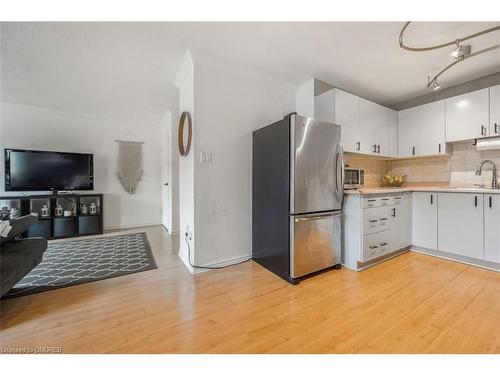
4, 149, 94, 192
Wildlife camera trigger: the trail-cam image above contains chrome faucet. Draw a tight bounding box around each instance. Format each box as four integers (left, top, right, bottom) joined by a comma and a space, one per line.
475, 160, 498, 189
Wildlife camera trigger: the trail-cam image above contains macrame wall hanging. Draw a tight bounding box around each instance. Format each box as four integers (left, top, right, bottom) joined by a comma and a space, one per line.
115, 133, 144, 194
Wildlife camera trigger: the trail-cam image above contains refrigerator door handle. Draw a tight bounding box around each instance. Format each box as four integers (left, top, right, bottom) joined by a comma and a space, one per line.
294, 212, 342, 222
335, 142, 345, 204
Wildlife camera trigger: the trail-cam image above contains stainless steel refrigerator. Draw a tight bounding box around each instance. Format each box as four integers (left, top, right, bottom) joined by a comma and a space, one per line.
252, 113, 344, 284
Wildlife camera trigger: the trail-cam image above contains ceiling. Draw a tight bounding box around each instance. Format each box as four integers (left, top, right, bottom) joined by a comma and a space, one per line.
1, 22, 500, 125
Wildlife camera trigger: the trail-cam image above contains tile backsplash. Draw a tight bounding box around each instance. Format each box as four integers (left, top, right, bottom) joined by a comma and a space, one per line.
346, 141, 500, 187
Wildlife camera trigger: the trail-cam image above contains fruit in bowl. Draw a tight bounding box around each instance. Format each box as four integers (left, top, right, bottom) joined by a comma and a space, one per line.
383, 175, 407, 187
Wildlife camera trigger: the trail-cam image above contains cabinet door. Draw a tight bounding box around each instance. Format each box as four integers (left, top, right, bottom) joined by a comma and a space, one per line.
484, 195, 500, 263
374, 104, 389, 157
335, 89, 359, 153
359, 99, 388, 156
398, 107, 419, 157
388, 109, 398, 157
314, 89, 335, 123
419, 100, 446, 156
445, 88, 490, 142
438, 193, 484, 260
412, 192, 437, 249
490, 85, 500, 137
390, 193, 412, 251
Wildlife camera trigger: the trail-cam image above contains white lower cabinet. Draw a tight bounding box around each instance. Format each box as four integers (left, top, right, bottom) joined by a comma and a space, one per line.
484, 195, 500, 263
343, 193, 412, 270
390, 193, 412, 252
437, 193, 484, 260
412, 192, 437, 249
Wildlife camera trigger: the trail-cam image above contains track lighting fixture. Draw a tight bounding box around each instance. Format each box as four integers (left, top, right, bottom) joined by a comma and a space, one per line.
399, 22, 500, 90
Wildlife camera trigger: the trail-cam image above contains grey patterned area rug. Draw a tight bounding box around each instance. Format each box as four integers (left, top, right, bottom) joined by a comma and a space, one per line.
3, 232, 157, 299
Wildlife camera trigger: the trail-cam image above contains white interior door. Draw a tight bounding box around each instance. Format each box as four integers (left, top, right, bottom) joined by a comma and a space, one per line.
160, 125, 171, 232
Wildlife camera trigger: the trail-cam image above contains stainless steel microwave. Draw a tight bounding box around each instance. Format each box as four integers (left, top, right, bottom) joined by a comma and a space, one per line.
344, 168, 364, 189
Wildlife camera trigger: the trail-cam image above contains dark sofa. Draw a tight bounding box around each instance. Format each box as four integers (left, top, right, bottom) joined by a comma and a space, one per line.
0, 215, 48, 297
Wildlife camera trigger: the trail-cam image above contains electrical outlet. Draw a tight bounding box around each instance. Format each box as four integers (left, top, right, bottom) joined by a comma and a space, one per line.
185, 226, 193, 241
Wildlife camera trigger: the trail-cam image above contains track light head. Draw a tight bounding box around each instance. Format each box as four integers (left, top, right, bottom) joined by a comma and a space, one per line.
450, 42, 471, 59
432, 80, 441, 91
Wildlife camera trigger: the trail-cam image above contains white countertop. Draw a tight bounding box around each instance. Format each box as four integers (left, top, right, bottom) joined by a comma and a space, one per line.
345, 186, 500, 195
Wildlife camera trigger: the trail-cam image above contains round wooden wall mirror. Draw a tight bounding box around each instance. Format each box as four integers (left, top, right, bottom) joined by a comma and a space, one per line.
178, 111, 192, 156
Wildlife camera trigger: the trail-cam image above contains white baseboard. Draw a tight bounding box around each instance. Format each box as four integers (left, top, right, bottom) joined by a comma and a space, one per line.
104, 222, 162, 231
178, 250, 251, 275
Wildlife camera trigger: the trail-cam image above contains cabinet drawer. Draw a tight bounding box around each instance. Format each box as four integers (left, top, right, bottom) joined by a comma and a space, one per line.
363, 195, 395, 208
393, 195, 404, 205
363, 197, 380, 208
363, 206, 390, 235
363, 230, 390, 262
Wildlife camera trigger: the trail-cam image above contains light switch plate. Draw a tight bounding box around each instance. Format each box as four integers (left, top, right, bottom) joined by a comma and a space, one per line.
200, 151, 212, 164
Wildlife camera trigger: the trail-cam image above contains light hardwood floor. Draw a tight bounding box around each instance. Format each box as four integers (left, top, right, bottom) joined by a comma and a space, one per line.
1, 225, 499, 354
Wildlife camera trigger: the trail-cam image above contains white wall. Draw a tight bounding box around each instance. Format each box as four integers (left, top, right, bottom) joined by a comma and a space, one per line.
190, 52, 296, 267
0, 102, 162, 229
174, 52, 195, 269
295, 78, 315, 118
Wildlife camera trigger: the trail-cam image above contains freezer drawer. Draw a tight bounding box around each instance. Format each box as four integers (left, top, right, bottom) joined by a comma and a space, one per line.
290, 212, 341, 278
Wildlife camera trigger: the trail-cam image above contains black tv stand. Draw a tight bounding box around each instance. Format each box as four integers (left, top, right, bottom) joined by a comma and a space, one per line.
0, 193, 104, 240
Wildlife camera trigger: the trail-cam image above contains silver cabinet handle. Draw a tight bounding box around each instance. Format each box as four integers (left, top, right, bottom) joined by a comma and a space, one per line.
369, 245, 379, 249
379, 242, 388, 246
377, 145, 381, 154
495, 123, 499, 134
481, 125, 487, 136
379, 218, 388, 221
369, 219, 378, 223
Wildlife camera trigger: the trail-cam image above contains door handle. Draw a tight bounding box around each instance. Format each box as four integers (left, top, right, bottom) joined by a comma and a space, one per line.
430, 194, 434, 205
489, 196, 493, 208
474, 196, 478, 207
294, 213, 340, 222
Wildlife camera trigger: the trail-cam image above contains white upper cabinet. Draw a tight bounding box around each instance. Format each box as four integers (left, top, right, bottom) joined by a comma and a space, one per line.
388, 110, 398, 157
490, 85, 500, 137
333, 89, 360, 153
359, 98, 389, 156
437, 193, 484, 260
397, 101, 446, 158
419, 100, 446, 156
314, 89, 335, 123
445, 88, 490, 142
314, 88, 391, 156
484, 194, 500, 263
398, 107, 419, 157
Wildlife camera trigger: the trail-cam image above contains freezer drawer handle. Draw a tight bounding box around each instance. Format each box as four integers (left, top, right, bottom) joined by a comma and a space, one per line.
294, 213, 340, 222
